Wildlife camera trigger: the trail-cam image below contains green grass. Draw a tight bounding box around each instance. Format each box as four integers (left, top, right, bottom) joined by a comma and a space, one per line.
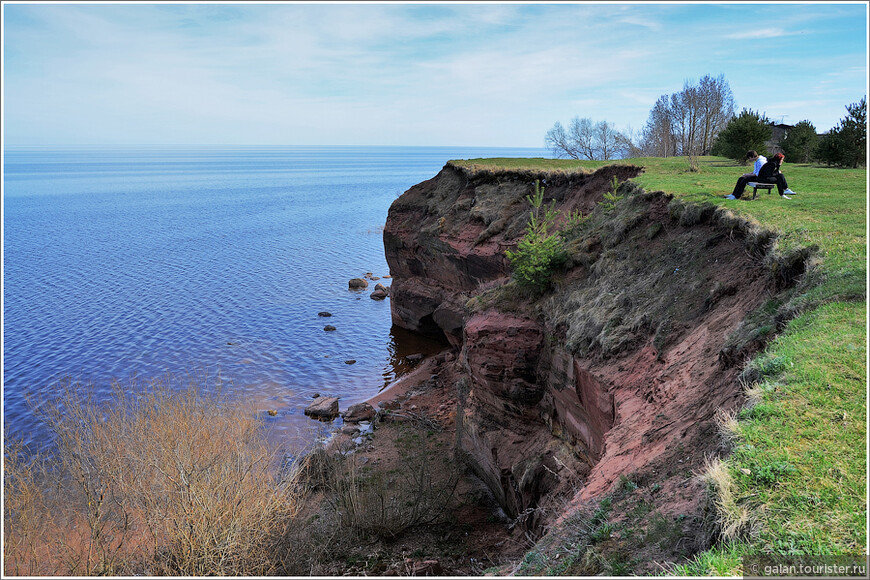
453, 155, 867, 573
730, 302, 866, 553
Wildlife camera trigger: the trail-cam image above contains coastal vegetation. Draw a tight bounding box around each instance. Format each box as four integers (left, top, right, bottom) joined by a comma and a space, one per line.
3, 375, 483, 576
3, 374, 309, 576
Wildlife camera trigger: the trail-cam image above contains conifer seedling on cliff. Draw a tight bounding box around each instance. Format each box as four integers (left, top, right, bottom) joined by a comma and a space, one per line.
505, 180, 567, 294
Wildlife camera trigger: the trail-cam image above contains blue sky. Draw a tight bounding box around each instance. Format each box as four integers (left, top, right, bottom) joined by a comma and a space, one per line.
2, 2, 867, 147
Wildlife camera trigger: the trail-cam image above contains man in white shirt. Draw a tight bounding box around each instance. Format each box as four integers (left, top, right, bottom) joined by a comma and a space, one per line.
725, 150, 767, 199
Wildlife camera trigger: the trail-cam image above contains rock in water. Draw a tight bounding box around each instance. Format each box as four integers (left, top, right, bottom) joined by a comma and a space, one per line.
348, 278, 369, 289
304, 396, 339, 420
343, 402, 376, 423
370, 283, 390, 300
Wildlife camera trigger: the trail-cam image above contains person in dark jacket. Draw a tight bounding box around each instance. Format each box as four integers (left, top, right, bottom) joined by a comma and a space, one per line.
726, 150, 767, 199
756, 152, 798, 199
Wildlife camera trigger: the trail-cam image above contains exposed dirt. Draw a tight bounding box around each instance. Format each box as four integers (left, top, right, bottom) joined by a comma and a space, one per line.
303, 354, 531, 576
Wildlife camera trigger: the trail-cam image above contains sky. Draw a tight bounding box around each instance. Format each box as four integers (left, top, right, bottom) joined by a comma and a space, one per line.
2, 1, 867, 148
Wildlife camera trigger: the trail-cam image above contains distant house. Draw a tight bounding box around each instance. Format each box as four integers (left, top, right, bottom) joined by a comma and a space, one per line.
766, 123, 793, 154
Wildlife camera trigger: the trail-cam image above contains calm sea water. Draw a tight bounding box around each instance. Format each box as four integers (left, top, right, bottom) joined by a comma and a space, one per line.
3, 145, 547, 450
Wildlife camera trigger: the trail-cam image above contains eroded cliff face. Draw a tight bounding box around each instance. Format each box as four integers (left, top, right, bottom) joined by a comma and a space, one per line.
384, 164, 642, 346
383, 162, 802, 543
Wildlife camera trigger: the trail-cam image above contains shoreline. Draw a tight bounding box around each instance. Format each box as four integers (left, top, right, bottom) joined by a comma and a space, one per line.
313, 348, 530, 575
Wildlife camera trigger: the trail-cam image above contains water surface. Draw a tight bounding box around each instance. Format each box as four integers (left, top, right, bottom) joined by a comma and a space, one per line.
3, 145, 547, 450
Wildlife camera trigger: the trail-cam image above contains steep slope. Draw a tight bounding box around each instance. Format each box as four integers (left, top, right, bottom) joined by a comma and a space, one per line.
383, 162, 815, 566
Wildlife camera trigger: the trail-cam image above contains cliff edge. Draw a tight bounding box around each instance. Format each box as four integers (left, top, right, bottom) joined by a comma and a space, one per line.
383, 161, 814, 571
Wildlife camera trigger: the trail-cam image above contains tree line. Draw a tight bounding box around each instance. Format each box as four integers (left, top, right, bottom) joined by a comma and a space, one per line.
546, 74, 866, 169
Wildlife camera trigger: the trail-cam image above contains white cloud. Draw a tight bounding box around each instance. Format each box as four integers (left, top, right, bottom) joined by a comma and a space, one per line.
3, 2, 866, 146
725, 28, 791, 40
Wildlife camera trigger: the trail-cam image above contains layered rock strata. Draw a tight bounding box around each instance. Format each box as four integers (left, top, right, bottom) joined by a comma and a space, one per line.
384, 162, 799, 537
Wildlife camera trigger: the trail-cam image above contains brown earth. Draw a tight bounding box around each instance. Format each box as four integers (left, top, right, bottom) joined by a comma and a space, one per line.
308, 355, 530, 576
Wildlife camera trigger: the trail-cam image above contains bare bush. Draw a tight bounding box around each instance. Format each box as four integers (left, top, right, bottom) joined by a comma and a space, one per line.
318, 425, 460, 541
4, 375, 301, 576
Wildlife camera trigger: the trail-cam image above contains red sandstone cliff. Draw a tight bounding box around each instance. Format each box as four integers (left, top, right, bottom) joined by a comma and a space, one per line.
383, 162, 807, 549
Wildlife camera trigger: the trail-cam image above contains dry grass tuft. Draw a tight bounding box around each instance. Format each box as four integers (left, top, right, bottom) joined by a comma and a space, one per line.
713, 407, 741, 447
699, 456, 752, 543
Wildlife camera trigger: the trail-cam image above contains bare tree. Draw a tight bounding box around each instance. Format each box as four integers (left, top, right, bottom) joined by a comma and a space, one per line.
567, 117, 598, 159
545, 121, 576, 159
594, 120, 625, 160
640, 75, 735, 163
640, 95, 677, 157
618, 125, 645, 158
698, 74, 736, 154
546, 116, 628, 160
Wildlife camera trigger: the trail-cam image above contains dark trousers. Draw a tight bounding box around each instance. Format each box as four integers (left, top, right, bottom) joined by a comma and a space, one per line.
732, 174, 757, 198
759, 174, 789, 195
733, 173, 790, 197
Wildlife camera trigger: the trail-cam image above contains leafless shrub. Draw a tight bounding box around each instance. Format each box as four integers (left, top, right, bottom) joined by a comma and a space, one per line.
3, 439, 57, 576
318, 425, 460, 541
4, 375, 301, 576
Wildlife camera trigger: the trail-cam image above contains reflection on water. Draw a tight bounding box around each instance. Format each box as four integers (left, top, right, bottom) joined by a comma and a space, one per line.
260, 324, 449, 452
382, 325, 450, 388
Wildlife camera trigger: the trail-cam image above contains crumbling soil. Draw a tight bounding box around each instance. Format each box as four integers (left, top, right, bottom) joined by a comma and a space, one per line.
301, 354, 532, 576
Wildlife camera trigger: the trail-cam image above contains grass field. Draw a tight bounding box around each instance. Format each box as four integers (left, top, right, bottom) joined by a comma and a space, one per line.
454, 155, 867, 573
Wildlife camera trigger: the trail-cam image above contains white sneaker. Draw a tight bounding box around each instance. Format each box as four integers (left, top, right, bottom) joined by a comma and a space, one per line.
781, 195, 792, 200
725, 194, 736, 200
784, 188, 797, 195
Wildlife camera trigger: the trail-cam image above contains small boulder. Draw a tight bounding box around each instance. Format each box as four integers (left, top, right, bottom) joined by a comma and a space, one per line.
318, 311, 332, 317
378, 399, 401, 411
370, 283, 390, 300
341, 425, 360, 436
349, 278, 369, 289
324, 325, 337, 332
343, 402, 376, 423
345, 359, 356, 365
304, 396, 339, 420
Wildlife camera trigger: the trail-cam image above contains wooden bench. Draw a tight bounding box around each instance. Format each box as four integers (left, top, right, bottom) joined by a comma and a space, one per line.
748, 182, 776, 199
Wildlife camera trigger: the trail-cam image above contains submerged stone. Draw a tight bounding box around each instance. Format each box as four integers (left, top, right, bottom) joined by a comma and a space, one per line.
304, 396, 339, 420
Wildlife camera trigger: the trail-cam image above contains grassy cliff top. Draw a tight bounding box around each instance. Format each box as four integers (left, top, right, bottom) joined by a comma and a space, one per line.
453, 156, 865, 292
460, 155, 866, 573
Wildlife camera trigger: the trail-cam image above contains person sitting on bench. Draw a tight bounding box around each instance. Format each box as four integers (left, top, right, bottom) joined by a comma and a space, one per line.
756, 152, 798, 199
726, 150, 766, 199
